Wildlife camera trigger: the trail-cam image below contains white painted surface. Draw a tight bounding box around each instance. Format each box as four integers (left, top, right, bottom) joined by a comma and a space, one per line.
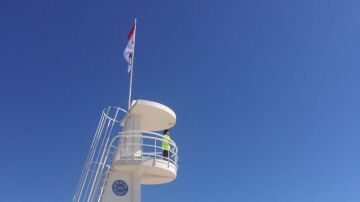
119, 114, 142, 160
112, 159, 177, 184
99, 100, 178, 202
124, 99, 176, 131
100, 170, 141, 202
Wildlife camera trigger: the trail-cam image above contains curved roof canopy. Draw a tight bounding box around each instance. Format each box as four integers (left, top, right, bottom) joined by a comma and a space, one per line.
124, 99, 176, 131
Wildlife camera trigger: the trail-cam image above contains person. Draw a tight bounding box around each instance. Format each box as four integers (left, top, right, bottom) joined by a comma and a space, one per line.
162, 129, 171, 161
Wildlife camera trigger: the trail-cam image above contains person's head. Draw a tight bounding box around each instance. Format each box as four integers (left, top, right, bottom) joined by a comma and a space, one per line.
164, 129, 169, 134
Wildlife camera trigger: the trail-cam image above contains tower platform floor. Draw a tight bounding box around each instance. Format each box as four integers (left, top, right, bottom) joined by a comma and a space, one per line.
111, 158, 177, 184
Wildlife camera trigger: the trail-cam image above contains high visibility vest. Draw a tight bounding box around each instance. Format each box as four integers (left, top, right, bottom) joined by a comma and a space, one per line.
162, 133, 171, 151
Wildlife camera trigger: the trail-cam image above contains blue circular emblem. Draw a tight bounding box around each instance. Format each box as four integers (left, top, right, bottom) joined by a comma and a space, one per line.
112, 180, 128, 196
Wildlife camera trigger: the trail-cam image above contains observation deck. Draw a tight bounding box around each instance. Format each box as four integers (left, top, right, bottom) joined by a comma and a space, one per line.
112, 99, 178, 184
108, 131, 178, 184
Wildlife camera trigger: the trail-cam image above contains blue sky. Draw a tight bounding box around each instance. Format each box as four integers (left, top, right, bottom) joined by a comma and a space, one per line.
1, 0, 360, 201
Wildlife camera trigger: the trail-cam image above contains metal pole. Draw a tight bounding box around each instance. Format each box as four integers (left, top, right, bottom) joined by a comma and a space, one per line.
128, 19, 137, 110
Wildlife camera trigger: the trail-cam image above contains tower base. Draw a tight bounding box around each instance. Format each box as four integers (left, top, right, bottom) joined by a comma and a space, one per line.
101, 170, 141, 202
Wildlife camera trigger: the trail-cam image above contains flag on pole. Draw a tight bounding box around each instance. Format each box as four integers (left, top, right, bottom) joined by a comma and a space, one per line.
123, 21, 136, 73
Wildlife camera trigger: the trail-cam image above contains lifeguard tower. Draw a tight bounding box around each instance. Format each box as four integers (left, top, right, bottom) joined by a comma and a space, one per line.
73, 100, 178, 202
73, 20, 178, 202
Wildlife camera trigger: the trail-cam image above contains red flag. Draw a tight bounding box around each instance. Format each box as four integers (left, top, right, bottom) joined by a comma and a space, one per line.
127, 24, 136, 40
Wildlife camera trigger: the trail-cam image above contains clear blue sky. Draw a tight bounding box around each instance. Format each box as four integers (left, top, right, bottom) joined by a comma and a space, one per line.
1, 0, 360, 201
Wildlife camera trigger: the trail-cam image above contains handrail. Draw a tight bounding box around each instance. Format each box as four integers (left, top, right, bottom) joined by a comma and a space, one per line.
118, 130, 177, 145
73, 106, 126, 202
101, 107, 127, 123
107, 130, 179, 170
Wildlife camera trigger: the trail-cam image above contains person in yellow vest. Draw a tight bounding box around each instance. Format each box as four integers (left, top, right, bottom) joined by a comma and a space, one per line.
162, 129, 171, 161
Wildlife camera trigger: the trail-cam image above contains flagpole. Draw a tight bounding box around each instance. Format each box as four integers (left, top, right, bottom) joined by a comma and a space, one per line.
128, 19, 137, 110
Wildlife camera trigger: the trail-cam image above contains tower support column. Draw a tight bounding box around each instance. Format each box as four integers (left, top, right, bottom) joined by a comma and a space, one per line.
132, 172, 141, 202
101, 170, 141, 202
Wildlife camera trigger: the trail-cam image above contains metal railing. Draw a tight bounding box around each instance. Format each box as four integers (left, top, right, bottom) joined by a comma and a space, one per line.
73, 107, 125, 202
108, 130, 179, 170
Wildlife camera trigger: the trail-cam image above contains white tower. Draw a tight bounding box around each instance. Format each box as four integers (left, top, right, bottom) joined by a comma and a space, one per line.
73, 20, 177, 202
73, 100, 178, 202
